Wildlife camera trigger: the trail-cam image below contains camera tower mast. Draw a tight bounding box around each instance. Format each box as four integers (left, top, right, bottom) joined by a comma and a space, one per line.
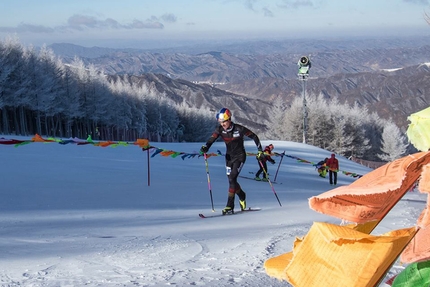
297, 56, 311, 144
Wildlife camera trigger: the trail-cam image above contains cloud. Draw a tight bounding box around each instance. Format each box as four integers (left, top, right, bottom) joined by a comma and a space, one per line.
67, 14, 164, 30
278, 0, 315, 9
0, 14, 172, 34
262, 7, 274, 17
403, 0, 429, 4
161, 13, 177, 23
243, 0, 274, 17
126, 19, 164, 29
68, 15, 99, 29
244, 0, 258, 11
0, 23, 54, 33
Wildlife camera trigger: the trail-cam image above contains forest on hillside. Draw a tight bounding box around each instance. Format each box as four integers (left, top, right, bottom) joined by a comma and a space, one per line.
0, 37, 410, 161
0, 38, 215, 143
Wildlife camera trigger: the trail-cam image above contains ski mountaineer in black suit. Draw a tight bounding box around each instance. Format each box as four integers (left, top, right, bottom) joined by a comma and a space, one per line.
200, 108, 264, 215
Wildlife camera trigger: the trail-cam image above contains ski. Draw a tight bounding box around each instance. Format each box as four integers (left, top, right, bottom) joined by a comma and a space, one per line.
199, 208, 261, 218
238, 175, 280, 184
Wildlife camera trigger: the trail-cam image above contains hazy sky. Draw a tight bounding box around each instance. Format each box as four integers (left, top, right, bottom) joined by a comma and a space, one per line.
1, 0, 430, 49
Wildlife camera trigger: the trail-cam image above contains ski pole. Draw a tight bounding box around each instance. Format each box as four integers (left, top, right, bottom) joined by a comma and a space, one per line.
259, 160, 282, 206
203, 153, 215, 211
273, 150, 285, 182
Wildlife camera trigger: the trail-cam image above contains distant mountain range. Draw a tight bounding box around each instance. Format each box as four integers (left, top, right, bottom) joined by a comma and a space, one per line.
48, 35, 430, 130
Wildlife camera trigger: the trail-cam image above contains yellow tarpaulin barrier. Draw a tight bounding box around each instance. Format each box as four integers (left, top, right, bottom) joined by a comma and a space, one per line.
264, 251, 295, 281
264, 220, 380, 282
265, 222, 416, 287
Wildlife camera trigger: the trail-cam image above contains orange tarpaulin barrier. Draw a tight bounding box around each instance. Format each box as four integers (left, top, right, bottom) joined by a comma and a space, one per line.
417, 164, 430, 228
265, 222, 417, 287
308, 151, 430, 224
400, 164, 430, 263
401, 224, 430, 264
400, 196, 430, 263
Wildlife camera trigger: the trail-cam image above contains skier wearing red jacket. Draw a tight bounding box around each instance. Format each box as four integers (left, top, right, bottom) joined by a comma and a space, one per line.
326, 153, 339, 185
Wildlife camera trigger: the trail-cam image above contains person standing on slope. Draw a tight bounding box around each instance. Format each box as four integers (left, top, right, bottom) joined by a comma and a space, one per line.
200, 108, 264, 215
254, 144, 275, 181
326, 153, 339, 185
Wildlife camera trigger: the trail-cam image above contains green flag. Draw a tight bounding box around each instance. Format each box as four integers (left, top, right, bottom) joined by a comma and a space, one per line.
392, 260, 430, 287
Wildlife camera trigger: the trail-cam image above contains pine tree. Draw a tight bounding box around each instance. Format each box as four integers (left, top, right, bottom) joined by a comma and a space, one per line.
377, 121, 408, 161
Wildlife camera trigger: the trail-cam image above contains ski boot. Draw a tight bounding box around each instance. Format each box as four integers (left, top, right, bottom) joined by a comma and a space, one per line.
262, 178, 269, 182
222, 206, 234, 215
237, 189, 246, 211
254, 177, 261, 181
239, 199, 246, 211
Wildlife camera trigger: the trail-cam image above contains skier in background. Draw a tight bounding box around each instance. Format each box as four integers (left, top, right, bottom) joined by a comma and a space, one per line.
200, 108, 263, 215
254, 144, 275, 182
326, 153, 339, 185
316, 158, 328, 178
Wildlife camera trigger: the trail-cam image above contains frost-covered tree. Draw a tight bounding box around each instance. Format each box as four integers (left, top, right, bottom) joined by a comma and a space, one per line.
272, 93, 380, 159
328, 116, 355, 155
157, 97, 180, 142
85, 64, 110, 135
282, 96, 304, 143
34, 45, 66, 136
8, 43, 34, 135
176, 103, 214, 142
306, 94, 333, 148
339, 102, 370, 158
361, 112, 383, 159
270, 97, 288, 140
61, 65, 82, 137
377, 121, 408, 161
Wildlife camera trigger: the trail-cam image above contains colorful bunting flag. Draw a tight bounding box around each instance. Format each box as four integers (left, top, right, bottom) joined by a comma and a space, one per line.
0, 134, 364, 178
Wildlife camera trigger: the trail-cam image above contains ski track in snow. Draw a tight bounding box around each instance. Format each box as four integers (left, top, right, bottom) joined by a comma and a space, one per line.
0, 210, 297, 286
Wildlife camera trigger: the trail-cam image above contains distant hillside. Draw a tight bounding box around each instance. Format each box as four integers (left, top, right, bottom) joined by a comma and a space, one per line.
108, 73, 270, 134
49, 36, 430, 130
50, 40, 430, 83
220, 63, 430, 130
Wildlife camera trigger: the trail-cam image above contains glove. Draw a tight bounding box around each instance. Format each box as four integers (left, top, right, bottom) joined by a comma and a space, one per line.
200, 145, 208, 155
270, 159, 275, 164
256, 151, 265, 161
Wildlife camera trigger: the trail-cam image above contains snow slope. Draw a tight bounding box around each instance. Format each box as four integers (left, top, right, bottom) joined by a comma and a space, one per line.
0, 138, 425, 286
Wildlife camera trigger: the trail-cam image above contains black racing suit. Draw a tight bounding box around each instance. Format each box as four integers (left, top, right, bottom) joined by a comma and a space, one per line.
204, 122, 262, 208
